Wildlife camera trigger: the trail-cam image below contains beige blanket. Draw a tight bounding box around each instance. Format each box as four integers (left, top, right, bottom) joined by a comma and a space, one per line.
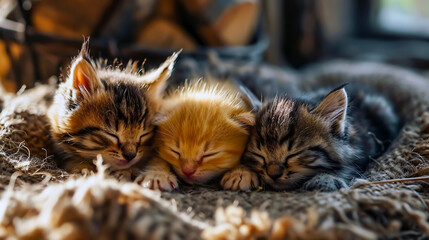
0, 61, 428, 240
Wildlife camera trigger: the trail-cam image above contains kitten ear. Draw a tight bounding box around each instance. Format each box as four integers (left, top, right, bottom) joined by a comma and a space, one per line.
312, 87, 348, 134
144, 51, 180, 112
233, 78, 262, 112
70, 56, 102, 96
142, 51, 180, 95
232, 112, 255, 133
69, 43, 102, 97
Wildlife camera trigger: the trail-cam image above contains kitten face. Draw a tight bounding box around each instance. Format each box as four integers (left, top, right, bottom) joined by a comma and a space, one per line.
244, 89, 350, 190
49, 43, 178, 170
52, 81, 155, 170
155, 82, 254, 184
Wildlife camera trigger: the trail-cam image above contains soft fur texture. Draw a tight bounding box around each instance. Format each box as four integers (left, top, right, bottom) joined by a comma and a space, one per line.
223, 85, 400, 192
0, 60, 429, 239
48, 41, 178, 175
138, 80, 255, 191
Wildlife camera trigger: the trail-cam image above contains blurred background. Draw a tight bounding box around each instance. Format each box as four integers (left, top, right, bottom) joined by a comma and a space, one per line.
1, 0, 429, 92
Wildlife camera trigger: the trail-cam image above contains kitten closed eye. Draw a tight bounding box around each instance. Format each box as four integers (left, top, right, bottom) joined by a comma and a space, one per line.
138, 132, 152, 144
104, 131, 120, 144
169, 148, 180, 157
201, 152, 220, 161
237, 85, 400, 192
152, 80, 255, 186
250, 152, 266, 164
49, 40, 179, 176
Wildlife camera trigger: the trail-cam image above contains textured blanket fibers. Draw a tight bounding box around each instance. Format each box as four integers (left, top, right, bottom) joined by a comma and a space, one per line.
0, 62, 429, 239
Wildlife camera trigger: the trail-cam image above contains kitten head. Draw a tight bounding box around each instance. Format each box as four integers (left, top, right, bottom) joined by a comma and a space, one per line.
49, 42, 178, 170
245, 87, 355, 190
155, 80, 255, 184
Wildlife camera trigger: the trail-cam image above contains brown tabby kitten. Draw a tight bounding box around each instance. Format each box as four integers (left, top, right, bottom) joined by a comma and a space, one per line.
49, 41, 178, 176
222, 85, 400, 191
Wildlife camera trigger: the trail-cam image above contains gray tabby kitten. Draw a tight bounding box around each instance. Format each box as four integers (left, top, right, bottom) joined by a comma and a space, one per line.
222, 84, 400, 191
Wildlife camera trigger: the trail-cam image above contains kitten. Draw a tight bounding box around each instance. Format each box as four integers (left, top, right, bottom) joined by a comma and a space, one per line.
48, 41, 178, 176
136, 80, 255, 191
222, 85, 400, 192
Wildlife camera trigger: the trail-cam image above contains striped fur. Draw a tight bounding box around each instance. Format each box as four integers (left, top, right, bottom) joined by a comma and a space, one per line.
239, 85, 400, 191
49, 41, 178, 173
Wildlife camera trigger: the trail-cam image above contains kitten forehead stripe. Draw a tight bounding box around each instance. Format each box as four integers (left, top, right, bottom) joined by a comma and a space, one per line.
285, 150, 305, 162
257, 98, 297, 148
48, 41, 178, 174
109, 82, 148, 128
242, 83, 401, 192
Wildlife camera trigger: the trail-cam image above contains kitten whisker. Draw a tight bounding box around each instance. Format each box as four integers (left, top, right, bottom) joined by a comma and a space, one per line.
153, 80, 254, 187
49, 40, 172, 173
241, 84, 400, 192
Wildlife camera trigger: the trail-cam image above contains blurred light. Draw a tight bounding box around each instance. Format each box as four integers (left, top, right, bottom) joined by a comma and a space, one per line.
378, 0, 429, 36
23, 0, 32, 11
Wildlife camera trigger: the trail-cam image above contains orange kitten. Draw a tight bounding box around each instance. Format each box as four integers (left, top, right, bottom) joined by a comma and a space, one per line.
137, 80, 255, 191
49, 41, 178, 177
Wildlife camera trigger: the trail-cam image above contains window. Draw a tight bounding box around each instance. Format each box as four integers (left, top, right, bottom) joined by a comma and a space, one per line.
377, 0, 429, 37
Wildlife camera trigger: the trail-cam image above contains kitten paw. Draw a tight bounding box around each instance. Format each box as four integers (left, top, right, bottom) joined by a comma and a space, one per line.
221, 167, 259, 191
67, 162, 96, 176
69, 167, 95, 176
135, 171, 178, 192
303, 174, 348, 192
80, 168, 94, 176
112, 169, 133, 182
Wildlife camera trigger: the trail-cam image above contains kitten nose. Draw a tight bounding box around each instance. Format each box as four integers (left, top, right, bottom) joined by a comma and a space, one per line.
122, 152, 136, 161
182, 168, 196, 178
267, 163, 284, 180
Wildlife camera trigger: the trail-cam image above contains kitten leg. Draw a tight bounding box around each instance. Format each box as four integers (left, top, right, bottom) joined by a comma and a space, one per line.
135, 158, 178, 192
221, 165, 259, 191
303, 173, 348, 192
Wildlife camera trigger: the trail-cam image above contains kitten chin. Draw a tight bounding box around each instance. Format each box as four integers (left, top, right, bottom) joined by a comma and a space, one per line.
171, 165, 226, 184
48, 41, 178, 174
152, 80, 255, 186
226, 85, 400, 192
259, 169, 313, 191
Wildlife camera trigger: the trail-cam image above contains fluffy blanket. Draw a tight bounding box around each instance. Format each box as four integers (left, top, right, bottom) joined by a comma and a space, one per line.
0, 61, 428, 240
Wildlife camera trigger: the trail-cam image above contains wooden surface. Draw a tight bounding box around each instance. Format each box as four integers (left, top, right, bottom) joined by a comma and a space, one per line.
136, 18, 197, 50
32, 0, 113, 38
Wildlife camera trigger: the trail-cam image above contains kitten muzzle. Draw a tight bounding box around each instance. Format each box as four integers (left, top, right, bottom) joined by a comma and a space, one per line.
267, 162, 285, 180
182, 167, 196, 178
121, 144, 137, 162
116, 159, 129, 167
112, 157, 139, 170
122, 151, 137, 161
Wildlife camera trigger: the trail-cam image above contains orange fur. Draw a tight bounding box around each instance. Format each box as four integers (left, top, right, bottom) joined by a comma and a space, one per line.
154, 80, 254, 184
49, 44, 179, 173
